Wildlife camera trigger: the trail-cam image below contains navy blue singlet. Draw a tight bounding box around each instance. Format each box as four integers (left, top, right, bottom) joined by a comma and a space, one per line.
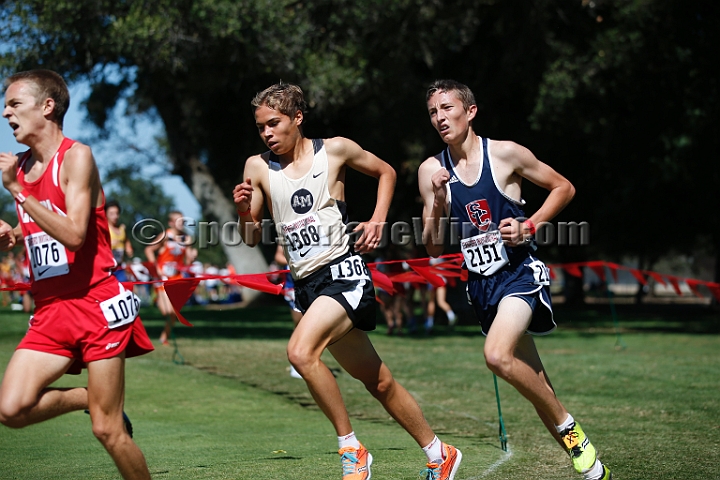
441, 137, 556, 336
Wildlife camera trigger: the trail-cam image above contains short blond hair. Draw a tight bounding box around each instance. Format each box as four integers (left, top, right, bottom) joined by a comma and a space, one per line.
251, 82, 307, 119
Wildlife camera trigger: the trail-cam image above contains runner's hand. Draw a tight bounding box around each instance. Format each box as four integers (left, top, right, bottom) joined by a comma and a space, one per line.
499, 217, 527, 247
0, 152, 20, 193
232, 178, 253, 213
353, 220, 384, 254
0, 220, 16, 251
431, 168, 450, 207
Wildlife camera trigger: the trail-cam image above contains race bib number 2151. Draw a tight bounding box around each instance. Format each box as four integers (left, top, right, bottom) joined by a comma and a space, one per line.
461, 230, 509, 276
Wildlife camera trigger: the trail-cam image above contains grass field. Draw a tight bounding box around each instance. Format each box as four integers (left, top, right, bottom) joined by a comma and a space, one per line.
0, 299, 719, 479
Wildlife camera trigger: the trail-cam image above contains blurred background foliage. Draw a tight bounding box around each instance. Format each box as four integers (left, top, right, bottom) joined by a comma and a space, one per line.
0, 0, 717, 279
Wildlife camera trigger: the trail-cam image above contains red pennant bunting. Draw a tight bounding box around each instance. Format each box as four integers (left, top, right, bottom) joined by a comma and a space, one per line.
563, 264, 584, 278
0, 282, 30, 291
408, 265, 446, 288
367, 267, 395, 294
163, 279, 200, 327
604, 262, 620, 282
629, 269, 648, 286
231, 274, 283, 295
685, 279, 704, 298
666, 276, 683, 296
387, 271, 428, 284
646, 271, 667, 286
588, 265, 606, 282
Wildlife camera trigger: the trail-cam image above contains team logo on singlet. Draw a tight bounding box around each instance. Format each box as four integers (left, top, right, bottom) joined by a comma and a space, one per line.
465, 199, 492, 232
291, 188, 314, 214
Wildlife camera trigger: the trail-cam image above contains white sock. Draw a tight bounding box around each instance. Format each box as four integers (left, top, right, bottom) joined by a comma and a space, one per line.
447, 310, 456, 322
556, 413, 575, 434
338, 431, 360, 450
583, 459, 604, 479
422, 436, 444, 464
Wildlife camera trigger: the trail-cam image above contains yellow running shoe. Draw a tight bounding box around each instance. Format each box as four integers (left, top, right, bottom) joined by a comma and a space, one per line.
419, 443, 463, 480
339, 443, 372, 479
598, 464, 613, 480
561, 421, 597, 474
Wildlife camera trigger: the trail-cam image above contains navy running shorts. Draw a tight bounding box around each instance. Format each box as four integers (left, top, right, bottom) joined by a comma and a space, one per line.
466, 254, 555, 336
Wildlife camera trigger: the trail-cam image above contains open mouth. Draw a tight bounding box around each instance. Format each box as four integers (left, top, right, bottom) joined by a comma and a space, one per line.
9, 122, 19, 131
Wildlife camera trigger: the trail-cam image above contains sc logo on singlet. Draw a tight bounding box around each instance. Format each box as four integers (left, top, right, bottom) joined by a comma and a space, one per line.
291, 189, 314, 214
466, 199, 492, 232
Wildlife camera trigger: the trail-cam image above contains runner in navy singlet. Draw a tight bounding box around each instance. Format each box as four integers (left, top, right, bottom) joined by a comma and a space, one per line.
418, 80, 612, 480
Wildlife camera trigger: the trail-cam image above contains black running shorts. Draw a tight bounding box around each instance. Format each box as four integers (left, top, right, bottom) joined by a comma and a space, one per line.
294, 253, 377, 331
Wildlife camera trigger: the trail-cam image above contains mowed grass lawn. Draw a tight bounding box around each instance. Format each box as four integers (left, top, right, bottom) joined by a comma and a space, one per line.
0, 299, 718, 479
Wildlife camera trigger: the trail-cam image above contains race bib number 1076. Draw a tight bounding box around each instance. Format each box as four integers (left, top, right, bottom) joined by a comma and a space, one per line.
100, 284, 140, 329
25, 231, 69, 281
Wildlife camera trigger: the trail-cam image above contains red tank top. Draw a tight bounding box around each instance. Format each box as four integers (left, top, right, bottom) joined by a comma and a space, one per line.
15, 138, 116, 301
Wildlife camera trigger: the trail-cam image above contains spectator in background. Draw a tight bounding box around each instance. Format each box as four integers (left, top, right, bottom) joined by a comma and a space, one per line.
105, 199, 133, 282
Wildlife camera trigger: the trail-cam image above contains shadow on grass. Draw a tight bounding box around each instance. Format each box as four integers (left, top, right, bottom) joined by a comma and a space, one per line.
139, 296, 720, 343
555, 303, 720, 334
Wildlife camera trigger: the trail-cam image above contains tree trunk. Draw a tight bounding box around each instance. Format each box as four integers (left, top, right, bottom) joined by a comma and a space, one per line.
150, 83, 269, 303
635, 255, 648, 304
186, 157, 268, 302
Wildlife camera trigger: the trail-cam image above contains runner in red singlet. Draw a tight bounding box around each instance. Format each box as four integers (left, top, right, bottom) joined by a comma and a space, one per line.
0, 70, 153, 479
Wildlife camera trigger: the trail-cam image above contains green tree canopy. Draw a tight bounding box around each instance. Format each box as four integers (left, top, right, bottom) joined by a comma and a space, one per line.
103, 165, 176, 261
1, 0, 716, 279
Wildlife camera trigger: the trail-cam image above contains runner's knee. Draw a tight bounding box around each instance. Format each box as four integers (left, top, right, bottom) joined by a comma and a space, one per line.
0, 398, 30, 428
91, 415, 127, 446
287, 343, 320, 372
362, 369, 394, 399
484, 344, 514, 379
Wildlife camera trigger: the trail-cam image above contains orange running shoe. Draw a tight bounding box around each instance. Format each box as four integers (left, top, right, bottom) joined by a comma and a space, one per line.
339, 443, 373, 479
419, 443, 462, 480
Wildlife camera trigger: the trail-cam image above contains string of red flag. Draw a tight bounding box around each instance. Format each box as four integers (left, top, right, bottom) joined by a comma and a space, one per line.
3, 254, 718, 328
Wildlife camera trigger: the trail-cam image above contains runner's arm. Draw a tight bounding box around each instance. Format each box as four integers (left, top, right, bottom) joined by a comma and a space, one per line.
418, 157, 448, 258
3, 144, 100, 252
234, 155, 266, 248
495, 141, 575, 245
327, 137, 396, 253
